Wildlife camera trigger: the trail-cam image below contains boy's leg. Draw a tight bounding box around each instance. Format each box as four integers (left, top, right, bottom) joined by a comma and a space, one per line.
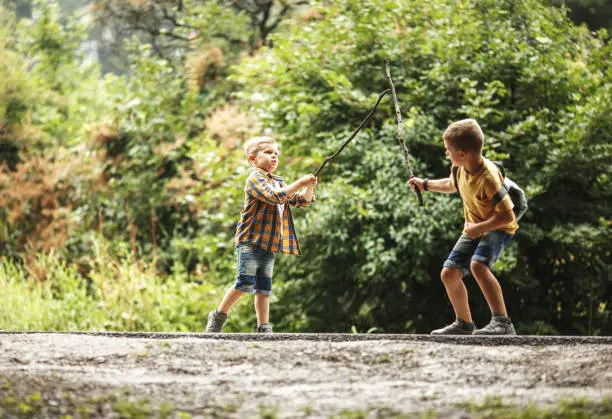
206, 288, 244, 333
254, 249, 274, 333
254, 294, 270, 327
470, 231, 516, 335
218, 288, 246, 315
432, 234, 478, 335
441, 267, 473, 324
206, 245, 257, 333
470, 261, 506, 316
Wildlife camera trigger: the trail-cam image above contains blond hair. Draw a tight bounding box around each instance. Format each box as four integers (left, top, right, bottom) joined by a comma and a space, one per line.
243, 136, 277, 159
442, 119, 484, 153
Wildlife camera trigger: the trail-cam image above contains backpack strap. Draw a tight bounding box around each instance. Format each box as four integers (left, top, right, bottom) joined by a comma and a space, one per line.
491, 160, 510, 205
492, 184, 509, 205
492, 160, 506, 179
452, 166, 461, 201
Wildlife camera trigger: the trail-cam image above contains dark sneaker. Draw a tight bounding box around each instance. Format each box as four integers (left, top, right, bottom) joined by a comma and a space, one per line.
473, 316, 516, 335
431, 319, 475, 335
257, 323, 273, 333
206, 310, 227, 333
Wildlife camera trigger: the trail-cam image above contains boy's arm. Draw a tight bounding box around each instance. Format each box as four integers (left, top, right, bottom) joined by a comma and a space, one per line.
464, 210, 515, 239
408, 176, 456, 194
303, 186, 315, 202
283, 175, 316, 197
288, 186, 315, 207
247, 172, 315, 205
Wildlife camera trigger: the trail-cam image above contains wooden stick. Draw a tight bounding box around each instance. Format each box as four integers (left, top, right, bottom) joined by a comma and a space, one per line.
314, 89, 391, 177
385, 61, 423, 207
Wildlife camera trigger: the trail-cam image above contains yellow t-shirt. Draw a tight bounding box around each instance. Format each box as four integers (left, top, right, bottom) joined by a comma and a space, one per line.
454, 158, 518, 235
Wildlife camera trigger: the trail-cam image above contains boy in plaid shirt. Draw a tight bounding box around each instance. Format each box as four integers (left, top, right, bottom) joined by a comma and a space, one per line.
206, 136, 318, 333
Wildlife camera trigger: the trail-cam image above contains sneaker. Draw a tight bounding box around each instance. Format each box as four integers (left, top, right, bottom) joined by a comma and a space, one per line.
257, 323, 273, 333
430, 319, 475, 335
473, 316, 516, 335
206, 310, 227, 333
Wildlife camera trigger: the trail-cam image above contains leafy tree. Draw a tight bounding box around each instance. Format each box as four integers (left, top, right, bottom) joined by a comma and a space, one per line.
553, 0, 612, 32
0, 0, 109, 259
235, 0, 612, 334
90, 0, 306, 73
85, 1, 315, 281
1, 0, 610, 335
4, 0, 31, 18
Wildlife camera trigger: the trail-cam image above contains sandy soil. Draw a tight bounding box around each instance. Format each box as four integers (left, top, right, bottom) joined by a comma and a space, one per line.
1, 333, 611, 418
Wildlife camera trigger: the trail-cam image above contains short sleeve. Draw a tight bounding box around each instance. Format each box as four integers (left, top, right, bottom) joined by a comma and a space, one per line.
482, 174, 514, 213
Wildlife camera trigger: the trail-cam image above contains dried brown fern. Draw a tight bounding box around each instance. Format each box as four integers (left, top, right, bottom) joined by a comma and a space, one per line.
185, 46, 224, 92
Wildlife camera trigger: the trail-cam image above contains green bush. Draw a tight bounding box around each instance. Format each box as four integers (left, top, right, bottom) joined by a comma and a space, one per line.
0, 0, 610, 334
236, 0, 612, 333
0, 240, 218, 331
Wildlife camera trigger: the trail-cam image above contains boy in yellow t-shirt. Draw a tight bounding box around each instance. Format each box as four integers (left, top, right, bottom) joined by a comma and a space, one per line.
409, 119, 517, 335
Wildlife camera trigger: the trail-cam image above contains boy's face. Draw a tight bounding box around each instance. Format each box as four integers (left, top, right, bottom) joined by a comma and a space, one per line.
444, 140, 465, 167
250, 143, 279, 173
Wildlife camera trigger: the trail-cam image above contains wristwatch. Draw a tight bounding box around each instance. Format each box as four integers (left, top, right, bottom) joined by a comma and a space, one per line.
423, 178, 430, 192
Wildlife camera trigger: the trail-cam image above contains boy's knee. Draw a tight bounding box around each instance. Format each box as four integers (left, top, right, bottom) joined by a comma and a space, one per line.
470, 260, 489, 276
441, 267, 462, 284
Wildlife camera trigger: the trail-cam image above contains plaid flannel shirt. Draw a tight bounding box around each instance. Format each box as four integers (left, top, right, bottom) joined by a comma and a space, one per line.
235, 168, 313, 255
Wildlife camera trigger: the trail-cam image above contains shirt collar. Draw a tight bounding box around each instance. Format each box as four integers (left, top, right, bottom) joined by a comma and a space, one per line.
255, 167, 283, 182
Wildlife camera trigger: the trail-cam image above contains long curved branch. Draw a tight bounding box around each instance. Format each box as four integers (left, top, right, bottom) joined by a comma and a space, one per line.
314, 89, 391, 177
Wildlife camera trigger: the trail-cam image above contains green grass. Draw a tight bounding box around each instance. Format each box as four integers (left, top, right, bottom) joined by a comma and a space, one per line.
258, 403, 280, 419
0, 385, 194, 419
333, 398, 612, 418
0, 243, 221, 332
3, 384, 611, 419
455, 396, 612, 418
377, 354, 391, 363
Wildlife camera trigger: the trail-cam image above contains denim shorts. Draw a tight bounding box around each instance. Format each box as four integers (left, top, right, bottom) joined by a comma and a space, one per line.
443, 231, 513, 276
234, 244, 274, 295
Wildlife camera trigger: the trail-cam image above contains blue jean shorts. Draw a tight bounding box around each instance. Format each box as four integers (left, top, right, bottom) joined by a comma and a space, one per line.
443, 231, 513, 276
234, 244, 275, 295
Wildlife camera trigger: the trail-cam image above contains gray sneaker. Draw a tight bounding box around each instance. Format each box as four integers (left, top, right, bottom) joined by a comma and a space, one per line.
257, 323, 273, 333
206, 310, 227, 333
431, 319, 475, 335
473, 316, 516, 335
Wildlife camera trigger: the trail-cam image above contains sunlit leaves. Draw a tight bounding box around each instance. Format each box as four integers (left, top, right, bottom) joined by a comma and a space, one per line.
235, 0, 611, 334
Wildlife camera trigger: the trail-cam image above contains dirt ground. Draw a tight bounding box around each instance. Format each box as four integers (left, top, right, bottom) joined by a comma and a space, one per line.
1, 333, 611, 418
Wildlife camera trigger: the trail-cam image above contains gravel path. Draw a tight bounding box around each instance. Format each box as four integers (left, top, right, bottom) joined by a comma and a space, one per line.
1, 332, 611, 418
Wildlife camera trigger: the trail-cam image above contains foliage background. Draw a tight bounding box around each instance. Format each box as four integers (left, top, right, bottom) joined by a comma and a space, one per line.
0, 0, 610, 335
